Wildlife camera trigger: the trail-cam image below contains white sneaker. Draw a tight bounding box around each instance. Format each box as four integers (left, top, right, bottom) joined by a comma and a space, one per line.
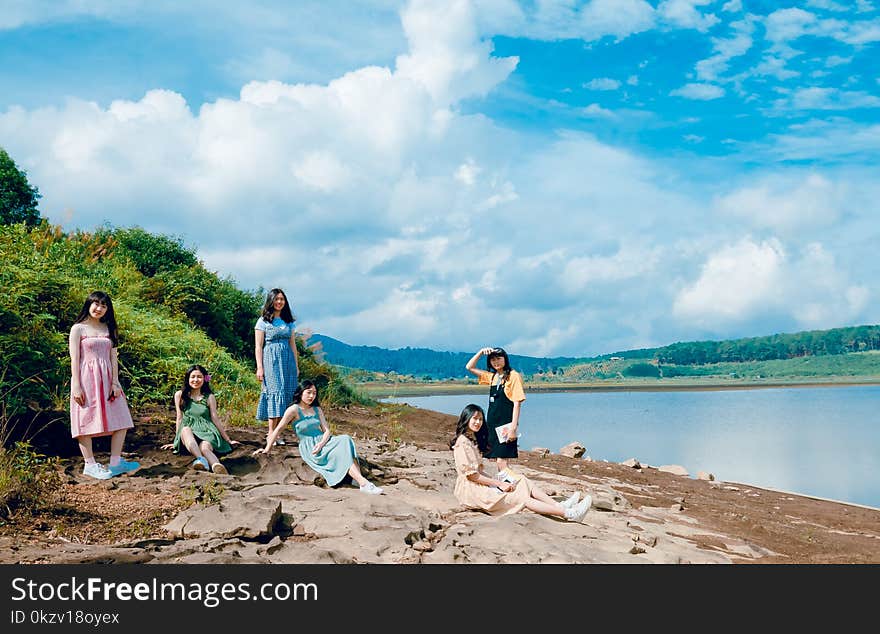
83, 462, 112, 480
274, 439, 286, 446
564, 496, 592, 522
560, 492, 580, 510
360, 481, 383, 495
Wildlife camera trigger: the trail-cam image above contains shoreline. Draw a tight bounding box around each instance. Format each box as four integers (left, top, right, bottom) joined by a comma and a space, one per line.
363, 377, 880, 397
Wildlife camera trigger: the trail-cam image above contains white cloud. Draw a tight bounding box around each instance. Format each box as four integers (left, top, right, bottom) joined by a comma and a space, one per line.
721, 0, 742, 12
825, 55, 852, 67
626, 75, 639, 86
455, 158, 482, 186
670, 83, 725, 99
806, 0, 849, 11
292, 151, 352, 192
673, 237, 868, 330
787, 87, 880, 110
478, 0, 656, 42
683, 134, 704, 143
695, 18, 754, 82
658, 0, 720, 33
674, 238, 787, 326
582, 103, 616, 117
714, 173, 843, 232
584, 77, 621, 91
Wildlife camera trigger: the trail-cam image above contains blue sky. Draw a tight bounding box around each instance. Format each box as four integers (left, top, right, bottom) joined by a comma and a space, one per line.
2, 0, 879, 356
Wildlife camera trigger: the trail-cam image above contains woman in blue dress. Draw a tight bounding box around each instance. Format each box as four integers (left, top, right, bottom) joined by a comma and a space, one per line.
253, 380, 384, 494
255, 288, 299, 446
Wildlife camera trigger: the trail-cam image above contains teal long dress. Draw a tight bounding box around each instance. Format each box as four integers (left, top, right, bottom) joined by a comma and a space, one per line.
173, 397, 232, 454
293, 406, 357, 486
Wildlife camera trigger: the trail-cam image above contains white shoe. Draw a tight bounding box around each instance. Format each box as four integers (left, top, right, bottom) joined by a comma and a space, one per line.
273, 439, 286, 446
83, 462, 112, 480
560, 492, 580, 510
564, 496, 592, 522
360, 481, 383, 495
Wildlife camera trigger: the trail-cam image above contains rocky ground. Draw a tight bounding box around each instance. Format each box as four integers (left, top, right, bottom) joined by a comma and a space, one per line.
1, 404, 878, 564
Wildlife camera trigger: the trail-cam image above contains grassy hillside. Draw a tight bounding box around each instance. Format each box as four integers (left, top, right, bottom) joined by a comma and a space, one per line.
0, 222, 369, 423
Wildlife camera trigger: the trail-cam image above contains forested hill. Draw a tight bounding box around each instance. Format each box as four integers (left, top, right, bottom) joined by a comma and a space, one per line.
313, 324, 880, 379
311, 335, 588, 379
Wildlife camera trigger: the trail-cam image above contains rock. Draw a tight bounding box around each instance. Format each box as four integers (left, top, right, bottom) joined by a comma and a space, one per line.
670, 503, 684, 512
404, 530, 424, 546
531, 447, 551, 458
163, 496, 282, 540
412, 540, 433, 552
696, 471, 715, 481
658, 464, 689, 477
559, 442, 586, 458
620, 458, 641, 468
292, 524, 307, 537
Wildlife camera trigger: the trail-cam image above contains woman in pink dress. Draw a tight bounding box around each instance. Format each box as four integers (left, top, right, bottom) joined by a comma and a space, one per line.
69, 291, 139, 479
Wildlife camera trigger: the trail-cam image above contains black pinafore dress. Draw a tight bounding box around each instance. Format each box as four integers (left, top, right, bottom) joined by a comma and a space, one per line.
484, 374, 518, 459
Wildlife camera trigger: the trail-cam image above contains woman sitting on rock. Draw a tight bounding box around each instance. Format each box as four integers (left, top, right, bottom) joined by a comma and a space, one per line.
161, 365, 239, 473
253, 380, 384, 495
450, 404, 591, 521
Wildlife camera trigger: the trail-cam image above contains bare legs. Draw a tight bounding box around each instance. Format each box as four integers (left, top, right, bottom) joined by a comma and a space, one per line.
347, 460, 370, 487
267, 416, 282, 443
77, 429, 127, 462
178, 427, 221, 468
523, 483, 566, 518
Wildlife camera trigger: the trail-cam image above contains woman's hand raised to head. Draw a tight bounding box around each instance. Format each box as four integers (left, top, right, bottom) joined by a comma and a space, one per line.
479, 347, 494, 356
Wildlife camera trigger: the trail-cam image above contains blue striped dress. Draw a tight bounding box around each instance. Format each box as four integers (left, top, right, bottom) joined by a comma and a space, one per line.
255, 317, 297, 420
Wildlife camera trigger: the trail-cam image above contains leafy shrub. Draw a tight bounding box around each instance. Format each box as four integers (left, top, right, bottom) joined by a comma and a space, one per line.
0, 442, 63, 519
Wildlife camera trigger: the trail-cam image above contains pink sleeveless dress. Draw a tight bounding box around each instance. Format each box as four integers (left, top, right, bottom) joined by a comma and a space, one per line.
69, 334, 134, 438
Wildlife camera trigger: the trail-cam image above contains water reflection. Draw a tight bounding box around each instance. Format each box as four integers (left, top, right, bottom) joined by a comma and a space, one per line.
385, 385, 880, 508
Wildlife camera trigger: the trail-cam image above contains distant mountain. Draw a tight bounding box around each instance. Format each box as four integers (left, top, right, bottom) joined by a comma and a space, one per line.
311, 323, 880, 379
309, 335, 588, 379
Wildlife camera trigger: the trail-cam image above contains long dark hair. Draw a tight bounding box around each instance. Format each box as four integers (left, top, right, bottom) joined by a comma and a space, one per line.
449, 403, 487, 452
260, 288, 295, 324
181, 364, 213, 408
486, 347, 512, 377
293, 379, 321, 408
74, 290, 119, 347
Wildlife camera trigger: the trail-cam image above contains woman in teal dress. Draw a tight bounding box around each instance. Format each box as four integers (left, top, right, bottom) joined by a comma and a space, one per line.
253, 380, 383, 494
161, 365, 240, 474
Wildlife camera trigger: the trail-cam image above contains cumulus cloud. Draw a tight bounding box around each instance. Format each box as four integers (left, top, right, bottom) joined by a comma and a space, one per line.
673, 237, 868, 330
714, 173, 844, 232
658, 0, 720, 32
2, 0, 878, 356
670, 83, 725, 99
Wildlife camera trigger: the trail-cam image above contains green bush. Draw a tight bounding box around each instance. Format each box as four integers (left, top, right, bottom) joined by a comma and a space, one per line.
0, 442, 63, 519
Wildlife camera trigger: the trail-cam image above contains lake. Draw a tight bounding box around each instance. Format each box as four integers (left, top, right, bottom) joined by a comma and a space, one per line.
384, 384, 880, 509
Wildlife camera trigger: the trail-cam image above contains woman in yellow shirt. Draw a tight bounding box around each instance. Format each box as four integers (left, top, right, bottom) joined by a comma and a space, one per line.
465, 347, 526, 483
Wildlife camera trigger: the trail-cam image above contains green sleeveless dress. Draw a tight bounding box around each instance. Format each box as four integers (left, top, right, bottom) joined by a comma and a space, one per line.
172, 397, 232, 454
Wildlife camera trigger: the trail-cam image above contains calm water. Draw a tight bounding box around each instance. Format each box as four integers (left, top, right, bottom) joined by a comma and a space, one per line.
385, 385, 880, 508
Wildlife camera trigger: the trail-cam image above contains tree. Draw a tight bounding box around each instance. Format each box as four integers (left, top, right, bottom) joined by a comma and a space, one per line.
0, 147, 41, 226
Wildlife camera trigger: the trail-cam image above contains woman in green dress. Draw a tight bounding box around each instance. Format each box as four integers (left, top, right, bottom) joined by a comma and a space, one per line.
161, 365, 239, 474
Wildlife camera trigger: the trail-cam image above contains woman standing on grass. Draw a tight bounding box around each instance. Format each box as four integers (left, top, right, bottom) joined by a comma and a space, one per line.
465, 347, 526, 484
255, 288, 299, 446
69, 290, 140, 480
161, 365, 240, 474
